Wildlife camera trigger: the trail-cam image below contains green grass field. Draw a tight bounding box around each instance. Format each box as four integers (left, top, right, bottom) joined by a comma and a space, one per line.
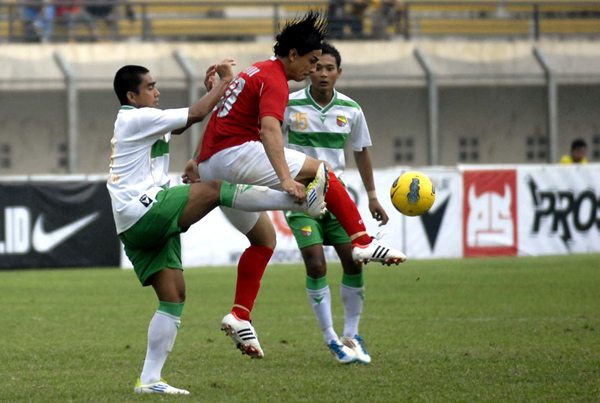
1, 254, 599, 402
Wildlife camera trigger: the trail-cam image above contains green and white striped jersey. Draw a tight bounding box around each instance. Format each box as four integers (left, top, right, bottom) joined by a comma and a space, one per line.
107, 105, 188, 234
282, 87, 372, 181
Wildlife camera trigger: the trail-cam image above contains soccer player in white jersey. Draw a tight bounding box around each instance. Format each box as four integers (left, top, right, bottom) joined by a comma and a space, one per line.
108, 62, 326, 395
282, 42, 389, 364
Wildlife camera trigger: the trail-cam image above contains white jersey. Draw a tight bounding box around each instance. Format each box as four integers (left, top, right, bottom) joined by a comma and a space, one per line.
282, 87, 372, 181
107, 105, 188, 234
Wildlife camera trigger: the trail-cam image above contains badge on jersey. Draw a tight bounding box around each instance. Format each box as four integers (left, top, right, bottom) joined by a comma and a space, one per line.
301, 225, 312, 237
336, 116, 347, 127
139, 194, 153, 207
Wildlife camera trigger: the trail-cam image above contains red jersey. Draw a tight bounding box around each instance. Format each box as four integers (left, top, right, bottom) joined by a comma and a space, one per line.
199, 57, 289, 162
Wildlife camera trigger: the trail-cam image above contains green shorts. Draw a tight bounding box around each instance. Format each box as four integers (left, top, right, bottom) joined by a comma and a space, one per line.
119, 185, 190, 286
285, 210, 351, 249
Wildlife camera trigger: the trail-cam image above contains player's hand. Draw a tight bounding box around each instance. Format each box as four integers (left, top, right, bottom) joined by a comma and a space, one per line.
182, 159, 201, 184
282, 178, 306, 204
369, 199, 389, 226
215, 58, 236, 83
204, 64, 217, 92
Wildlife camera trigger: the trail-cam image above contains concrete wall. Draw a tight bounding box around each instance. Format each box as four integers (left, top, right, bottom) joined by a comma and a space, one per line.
1, 40, 600, 175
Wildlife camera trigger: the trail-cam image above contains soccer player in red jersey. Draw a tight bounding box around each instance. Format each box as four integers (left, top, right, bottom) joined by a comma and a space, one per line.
182, 11, 406, 359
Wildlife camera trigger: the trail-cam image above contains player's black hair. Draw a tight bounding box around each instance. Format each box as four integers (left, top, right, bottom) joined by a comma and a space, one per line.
321, 41, 342, 68
113, 65, 149, 106
274, 10, 328, 57
571, 138, 587, 150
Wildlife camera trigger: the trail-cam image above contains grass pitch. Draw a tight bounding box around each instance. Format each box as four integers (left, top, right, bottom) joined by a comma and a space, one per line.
1, 254, 599, 402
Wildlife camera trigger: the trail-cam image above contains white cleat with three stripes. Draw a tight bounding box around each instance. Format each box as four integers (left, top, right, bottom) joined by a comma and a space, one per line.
221, 312, 264, 359
352, 233, 407, 266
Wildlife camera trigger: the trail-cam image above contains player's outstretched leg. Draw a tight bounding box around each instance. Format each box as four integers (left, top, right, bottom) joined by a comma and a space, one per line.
134, 379, 190, 395
221, 312, 264, 359
351, 234, 407, 266
219, 165, 327, 218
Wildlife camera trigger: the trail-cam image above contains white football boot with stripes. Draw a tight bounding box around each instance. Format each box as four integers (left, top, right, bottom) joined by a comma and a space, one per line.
134, 379, 190, 395
305, 162, 329, 218
352, 233, 407, 266
221, 313, 264, 359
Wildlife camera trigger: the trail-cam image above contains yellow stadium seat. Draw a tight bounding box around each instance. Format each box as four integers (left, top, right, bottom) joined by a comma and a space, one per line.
151, 18, 273, 36
540, 19, 600, 34
419, 19, 530, 35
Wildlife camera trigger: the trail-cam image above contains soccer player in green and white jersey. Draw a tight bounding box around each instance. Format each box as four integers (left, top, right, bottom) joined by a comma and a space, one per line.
282, 42, 389, 364
108, 62, 327, 395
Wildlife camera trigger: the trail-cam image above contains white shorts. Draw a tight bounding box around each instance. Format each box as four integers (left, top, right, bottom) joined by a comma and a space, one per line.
200, 141, 307, 234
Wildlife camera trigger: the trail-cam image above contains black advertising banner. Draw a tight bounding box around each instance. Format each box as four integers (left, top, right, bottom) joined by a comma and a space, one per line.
0, 181, 119, 269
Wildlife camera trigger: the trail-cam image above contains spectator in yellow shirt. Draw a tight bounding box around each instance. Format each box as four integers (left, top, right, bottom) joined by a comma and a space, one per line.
560, 139, 588, 164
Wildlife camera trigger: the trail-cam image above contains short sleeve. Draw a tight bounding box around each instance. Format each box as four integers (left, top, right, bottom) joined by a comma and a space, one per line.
135, 107, 189, 140
350, 109, 372, 152
258, 76, 288, 122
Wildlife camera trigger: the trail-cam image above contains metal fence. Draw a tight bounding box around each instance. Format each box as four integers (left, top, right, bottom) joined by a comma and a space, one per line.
1, 0, 600, 43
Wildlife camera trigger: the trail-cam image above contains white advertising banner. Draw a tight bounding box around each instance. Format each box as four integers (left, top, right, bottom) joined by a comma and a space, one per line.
119, 164, 600, 268
517, 164, 600, 256
403, 168, 463, 259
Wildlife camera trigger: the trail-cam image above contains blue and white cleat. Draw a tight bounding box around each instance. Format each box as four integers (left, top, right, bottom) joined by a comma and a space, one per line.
341, 335, 371, 364
327, 339, 357, 364
305, 162, 329, 218
134, 379, 190, 394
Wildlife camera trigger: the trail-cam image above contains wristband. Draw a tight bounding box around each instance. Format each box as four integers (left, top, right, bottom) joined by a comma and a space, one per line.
367, 190, 377, 200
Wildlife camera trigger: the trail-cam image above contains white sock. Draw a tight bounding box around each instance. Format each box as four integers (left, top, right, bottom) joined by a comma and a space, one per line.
223, 183, 308, 213
341, 284, 365, 338
140, 310, 180, 385
307, 284, 337, 343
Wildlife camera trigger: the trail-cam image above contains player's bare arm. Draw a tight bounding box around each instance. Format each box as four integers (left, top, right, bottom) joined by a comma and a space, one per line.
260, 115, 306, 203
172, 58, 236, 135
354, 147, 389, 226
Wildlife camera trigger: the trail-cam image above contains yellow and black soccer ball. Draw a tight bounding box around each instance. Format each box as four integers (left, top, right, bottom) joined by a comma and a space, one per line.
390, 171, 436, 216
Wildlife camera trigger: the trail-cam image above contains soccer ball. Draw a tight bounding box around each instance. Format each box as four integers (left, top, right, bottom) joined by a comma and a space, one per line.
390, 171, 436, 216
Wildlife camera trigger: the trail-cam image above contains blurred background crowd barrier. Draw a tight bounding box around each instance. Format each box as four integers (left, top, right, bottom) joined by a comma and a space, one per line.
2, 0, 600, 43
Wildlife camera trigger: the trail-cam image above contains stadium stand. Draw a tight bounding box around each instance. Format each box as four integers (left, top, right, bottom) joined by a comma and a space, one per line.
1, 1, 600, 42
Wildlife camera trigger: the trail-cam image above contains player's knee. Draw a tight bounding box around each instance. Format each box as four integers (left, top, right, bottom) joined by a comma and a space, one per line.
201, 180, 223, 206
306, 262, 327, 278
176, 289, 186, 303
304, 253, 327, 276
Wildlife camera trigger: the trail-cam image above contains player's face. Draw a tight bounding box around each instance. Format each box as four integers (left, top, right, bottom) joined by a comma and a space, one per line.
129, 73, 160, 108
310, 54, 341, 91
289, 49, 322, 82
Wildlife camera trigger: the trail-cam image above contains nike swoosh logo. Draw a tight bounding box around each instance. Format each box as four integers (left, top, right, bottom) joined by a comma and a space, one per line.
32, 212, 100, 253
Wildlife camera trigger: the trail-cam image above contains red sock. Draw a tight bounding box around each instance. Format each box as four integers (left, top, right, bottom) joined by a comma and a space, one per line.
231, 245, 273, 321
325, 172, 371, 246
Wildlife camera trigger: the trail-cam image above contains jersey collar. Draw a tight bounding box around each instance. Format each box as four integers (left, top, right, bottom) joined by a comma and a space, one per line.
120, 105, 136, 110
305, 86, 337, 114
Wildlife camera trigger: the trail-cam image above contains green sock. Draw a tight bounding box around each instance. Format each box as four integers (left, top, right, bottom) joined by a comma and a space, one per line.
158, 301, 185, 317
342, 273, 364, 288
